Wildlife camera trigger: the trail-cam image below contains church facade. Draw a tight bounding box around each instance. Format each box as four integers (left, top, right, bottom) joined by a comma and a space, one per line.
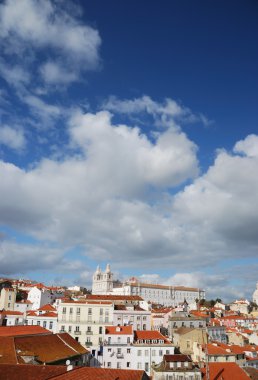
92, 265, 205, 307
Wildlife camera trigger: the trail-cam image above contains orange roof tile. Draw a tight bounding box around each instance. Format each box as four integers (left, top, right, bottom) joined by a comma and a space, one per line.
4, 310, 23, 316
105, 325, 133, 335
0, 326, 52, 337
12, 333, 88, 364
0, 363, 67, 379
0, 337, 17, 364
134, 330, 171, 344
201, 362, 250, 380
49, 367, 147, 380
38, 304, 56, 311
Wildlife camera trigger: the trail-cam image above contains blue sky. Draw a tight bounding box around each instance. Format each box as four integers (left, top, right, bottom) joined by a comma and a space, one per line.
0, 0, 258, 301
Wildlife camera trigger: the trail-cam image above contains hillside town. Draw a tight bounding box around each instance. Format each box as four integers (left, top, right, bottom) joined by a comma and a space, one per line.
0, 265, 258, 379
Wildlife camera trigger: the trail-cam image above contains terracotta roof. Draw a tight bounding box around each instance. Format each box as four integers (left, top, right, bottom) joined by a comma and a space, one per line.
0, 363, 67, 380
0, 333, 88, 365
201, 362, 250, 380
164, 354, 192, 362
38, 304, 56, 311
49, 367, 148, 380
0, 337, 17, 364
206, 344, 236, 356
134, 330, 171, 344
105, 325, 133, 335
0, 326, 52, 337
61, 300, 113, 305
4, 311, 23, 316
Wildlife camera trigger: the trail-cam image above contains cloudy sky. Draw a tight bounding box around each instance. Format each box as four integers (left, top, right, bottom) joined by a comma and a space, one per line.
0, 0, 257, 302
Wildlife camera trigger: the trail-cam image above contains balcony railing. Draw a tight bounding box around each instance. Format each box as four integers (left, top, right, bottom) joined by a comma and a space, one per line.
116, 353, 124, 359
86, 331, 93, 335
74, 331, 81, 335
85, 342, 93, 346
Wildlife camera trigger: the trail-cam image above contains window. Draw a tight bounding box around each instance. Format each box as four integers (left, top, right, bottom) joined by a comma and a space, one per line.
127, 348, 131, 354
117, 362, 121, 369
117, 348, 121, 354
127, 362, 131, 368
68, 325, 72, 332
69, 307, 73, 314
99, 326, 103, 334
143, 324, 146, 330
43, 321, 47, 328
100, 308, 103, 315
152, 350, 156, 356
107, 362, 111, 367
61, 325, 65, 331
75, 326, 80, 332
108, 348, 111, 352
137, 363, 142, 369
145, 363, 149, 372
159, 350, 163, 356
137, 316, 141, 320
145, 350, 148, 356
76, 307, 80, 315
127, 337, 131, 343
88, 308, 92, 315
143, 316, 147, 320
37, 321, 40, 326
137, 350, 142, 356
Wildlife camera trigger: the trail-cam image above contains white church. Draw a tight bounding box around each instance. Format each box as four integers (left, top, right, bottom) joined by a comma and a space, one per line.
92, 264, 205, 307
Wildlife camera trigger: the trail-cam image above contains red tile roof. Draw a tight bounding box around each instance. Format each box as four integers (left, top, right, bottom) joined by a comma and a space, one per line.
49, 367, 148, 380
0, 333, 88, 365
0, 337, 17, 364
38, 304, 56, 311
0, 363, 67, 380
4, 311, 23, 316
105, 325, 133, 335
134, 330, 171, 344
201, 362, 250, 380
0, 326, 52, 337
164, 354, 192, 362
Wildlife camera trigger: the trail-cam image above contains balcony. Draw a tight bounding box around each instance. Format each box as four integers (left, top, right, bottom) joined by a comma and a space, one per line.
86, 331, 93, 335
74, 331, 81, 335
85, 342, 93, 346
116, 353, 124, 359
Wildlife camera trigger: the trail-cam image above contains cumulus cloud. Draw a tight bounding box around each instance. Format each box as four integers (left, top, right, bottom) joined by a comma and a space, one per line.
0, 95, 257, 300
0, 0, 101, 71
103, 95, 212, 128
0, 0, 101, 112
0, 125, 26, 150
234, 134, 258, 158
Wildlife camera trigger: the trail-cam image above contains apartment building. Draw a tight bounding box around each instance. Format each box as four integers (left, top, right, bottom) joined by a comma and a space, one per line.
57, 300, 114, 353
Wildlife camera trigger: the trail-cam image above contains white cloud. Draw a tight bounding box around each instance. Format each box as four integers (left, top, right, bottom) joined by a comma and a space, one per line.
0, 60, 30, 88
0, 0, 101, 87
39, 61, 78, 85
23, 95, 62, 126
69, 110, 199, 189
103, 95, 212, 128
0, 125, 26, 149
234, 134, 258, 158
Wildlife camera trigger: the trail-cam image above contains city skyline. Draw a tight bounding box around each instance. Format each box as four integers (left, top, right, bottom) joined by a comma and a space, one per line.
0, 0, 258, 302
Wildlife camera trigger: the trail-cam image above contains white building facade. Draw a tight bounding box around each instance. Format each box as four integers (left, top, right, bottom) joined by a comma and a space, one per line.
92, 265, 205, 307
